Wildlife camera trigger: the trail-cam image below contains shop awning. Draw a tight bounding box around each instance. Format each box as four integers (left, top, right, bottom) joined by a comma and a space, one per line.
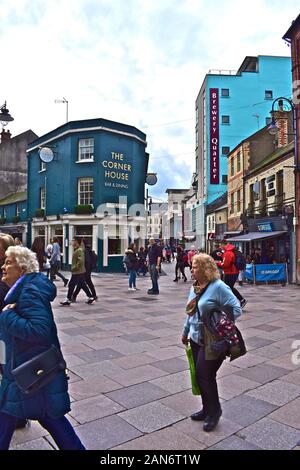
224, 231, 241, 236
226, 231, 287, 242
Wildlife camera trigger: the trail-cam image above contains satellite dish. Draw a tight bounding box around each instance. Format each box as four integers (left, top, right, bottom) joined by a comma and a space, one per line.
146, 173, 157, 186
39, 147, 54, 163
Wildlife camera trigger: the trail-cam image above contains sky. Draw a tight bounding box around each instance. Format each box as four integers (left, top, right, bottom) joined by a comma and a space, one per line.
0, 0, 299, 199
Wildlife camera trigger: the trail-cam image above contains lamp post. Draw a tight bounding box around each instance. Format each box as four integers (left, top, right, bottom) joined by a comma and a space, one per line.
0, 101, 14, 127
268, 96, 299, 283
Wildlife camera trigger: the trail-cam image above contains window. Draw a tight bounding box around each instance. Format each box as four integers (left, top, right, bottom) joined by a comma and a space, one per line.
265, 90, 273, 100
108, 224, 122, 255
222, 175, 228, 184
221, 115, 230, 125
237, 190, 241, 212
195, 129, 199, 148
74, 225, 92, 249
78, 138, 94, 161
230, 193, 234, 214
40, 187, 46, 209
221, 88, 229, 97
40, 160, 46, 171
195, 107, 199, 126
237, 152, 241, 172
230, 158, 234, 176
78, 178, 93, 205
222, 146, 230, 155
265, 117, 272, 125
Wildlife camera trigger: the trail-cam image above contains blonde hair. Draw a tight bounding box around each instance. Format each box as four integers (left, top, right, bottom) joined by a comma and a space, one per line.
0, 233, 15, 251
192, 253, 220, 283
5, 246, 39, 274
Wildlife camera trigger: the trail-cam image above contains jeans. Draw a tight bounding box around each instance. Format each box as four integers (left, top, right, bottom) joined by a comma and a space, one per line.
67, 274, 92, 300
224, 274, 244, 301
190, 339, 224, 416
128, 269, 136, 288
149, 264, 159, 293
0, 412, 85, 450
50, 261, 67, 283
73, 272, 96, 298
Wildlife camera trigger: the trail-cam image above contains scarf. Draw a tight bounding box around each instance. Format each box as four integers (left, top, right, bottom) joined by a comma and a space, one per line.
185, 281, 209, 316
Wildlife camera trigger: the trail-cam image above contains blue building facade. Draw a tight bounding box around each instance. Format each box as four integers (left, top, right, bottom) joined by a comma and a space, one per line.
27, 118, 148, 272
194, 55, 292, 248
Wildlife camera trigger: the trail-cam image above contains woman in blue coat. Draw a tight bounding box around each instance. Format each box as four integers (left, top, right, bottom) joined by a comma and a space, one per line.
0, 246, 85, 450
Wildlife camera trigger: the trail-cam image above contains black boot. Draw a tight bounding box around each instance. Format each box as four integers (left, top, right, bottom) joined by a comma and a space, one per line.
173, 278, 178, 282
203, 409, 222, 432
191, 409, 207, 421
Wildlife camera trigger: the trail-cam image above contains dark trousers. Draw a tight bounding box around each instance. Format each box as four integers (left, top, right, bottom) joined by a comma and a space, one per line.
149, 264, 159, 293
0, 412, 85, 450
190, 339, 224, 416
73, 272, 96, 298
67, 273, 92, 300
224, 274, 243, 301
50, 261, 67, 283
175, 262, 187, 280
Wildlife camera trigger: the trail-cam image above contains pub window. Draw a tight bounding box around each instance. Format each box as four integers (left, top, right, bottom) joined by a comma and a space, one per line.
108, 224, 122, 255
74, 225, 93, 249
40, 187, 46, 209
78, 138, 94, 161
78, 178, 94, 205
222, 115, 230, 125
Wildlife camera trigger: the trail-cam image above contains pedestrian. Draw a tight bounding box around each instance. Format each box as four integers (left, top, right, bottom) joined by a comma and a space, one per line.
50, 237, 68, 286
137, 247, 147, 276
14, 237, 23, 246
217, 244, 247, 308
188, 246, 197, 270
173, 246, 187, 282
60, 237, 94, 306
147, 237, 162, 295
124, 243, 138, 291
31, 237, 49, 278
0, 246, 85, 450
182, 253, 243, 432
72, 241, 97, 301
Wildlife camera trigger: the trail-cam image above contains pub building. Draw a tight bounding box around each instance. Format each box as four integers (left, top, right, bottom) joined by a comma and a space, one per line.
27, 118, 149, 272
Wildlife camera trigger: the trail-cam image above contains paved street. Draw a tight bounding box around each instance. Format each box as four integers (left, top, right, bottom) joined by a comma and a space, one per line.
11, 263, 300, 450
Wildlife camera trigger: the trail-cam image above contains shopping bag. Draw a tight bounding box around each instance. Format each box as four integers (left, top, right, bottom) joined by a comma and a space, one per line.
185, 345, 201, 395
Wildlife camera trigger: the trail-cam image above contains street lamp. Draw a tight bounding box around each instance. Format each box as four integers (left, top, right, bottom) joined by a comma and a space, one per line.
268, 96, 299, 283
0, 101, 14, 127
55, 97, 69, 122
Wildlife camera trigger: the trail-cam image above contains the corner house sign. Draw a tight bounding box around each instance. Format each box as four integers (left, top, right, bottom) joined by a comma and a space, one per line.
257, 222, 274, 232
210, 88, 219, 185
102, 152, 132, 189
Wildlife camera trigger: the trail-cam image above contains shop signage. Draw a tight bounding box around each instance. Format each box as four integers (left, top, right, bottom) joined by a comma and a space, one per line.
255, 264, 286, 282
209, 88, 219, 185
207, 232, 215, 240
257, 222, 273, 232
101, 152, 132, 189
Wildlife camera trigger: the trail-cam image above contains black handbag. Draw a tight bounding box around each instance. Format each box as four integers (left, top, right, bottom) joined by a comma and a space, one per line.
11, 343, 67, 396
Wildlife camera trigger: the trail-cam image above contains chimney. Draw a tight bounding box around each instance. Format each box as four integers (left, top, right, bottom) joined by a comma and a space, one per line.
273, 110, 290, 148
0, 129, 12, 143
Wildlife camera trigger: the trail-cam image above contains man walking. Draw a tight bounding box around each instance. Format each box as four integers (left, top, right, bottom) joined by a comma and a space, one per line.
50, 237, 68, 286
147, 237, 162, 295
60, 237, 94, 306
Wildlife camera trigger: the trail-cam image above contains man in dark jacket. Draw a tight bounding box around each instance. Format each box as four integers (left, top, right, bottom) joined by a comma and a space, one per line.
147, 238, 162, 295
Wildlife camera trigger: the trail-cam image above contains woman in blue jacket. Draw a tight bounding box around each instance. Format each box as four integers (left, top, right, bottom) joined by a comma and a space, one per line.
0, 246, 85, 450
182, 253, 242, 433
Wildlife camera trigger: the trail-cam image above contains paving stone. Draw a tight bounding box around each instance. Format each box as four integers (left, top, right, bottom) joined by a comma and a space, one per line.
122, 332, 159, 342
279, 368, 300, 386
106, 382, 170, 408
112, 427, 206, 450
112, 365, 168, 387
221, 394, 278, 427
266, 353, 300, 371
76, 348, 124, 363
237, 417, 300, 450
12, 437, 54, 450
245, 336, 275, 350
150, 370, 191, 394
173, 416, 243, 447
112, 353, 157, 369
160, 390, 204, 417
208, 435, 262, 450
70, 360, 125, 379
69, 375, 122, 400
268, 397, 300, 430
146, 346, 185, 361
218, 374, 260, 400
246, 379, 300, 406
69, 394, 124, 423
234, 364, 290, 384
152, 357, 188, 374
255, 325, 281, 332
75, 415, 142, 450
118, 402, 185, 433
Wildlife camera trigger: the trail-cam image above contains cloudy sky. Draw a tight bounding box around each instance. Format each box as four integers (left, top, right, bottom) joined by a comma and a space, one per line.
0, 0, 299, 198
